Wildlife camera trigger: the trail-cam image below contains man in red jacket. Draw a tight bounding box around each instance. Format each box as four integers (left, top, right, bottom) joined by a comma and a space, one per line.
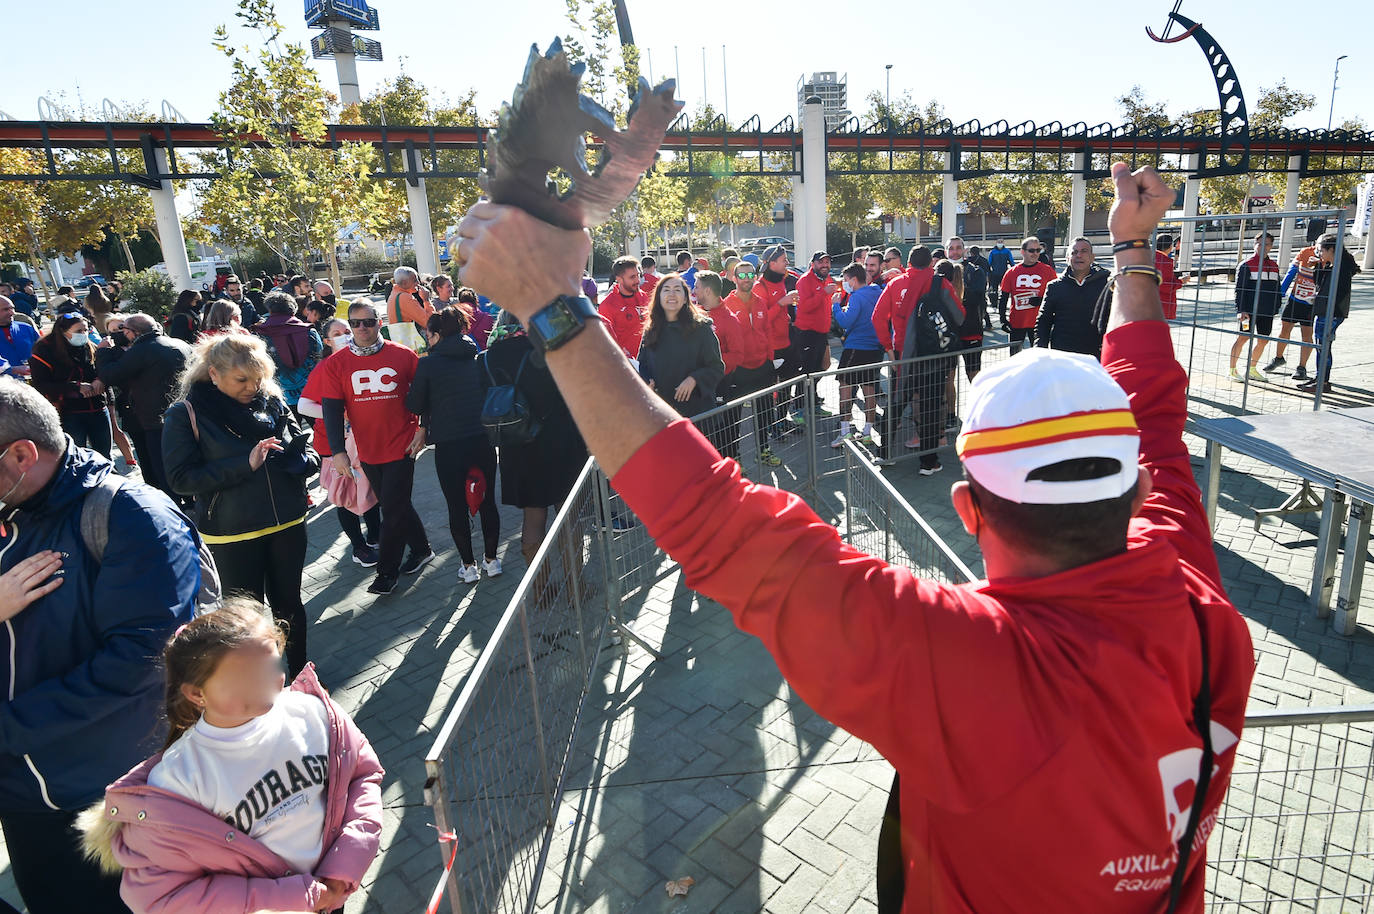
1155, 233, 1182, 321
453, 161, 1255, 914
598, 256, 649, 359
721, 263, 784, 467
795, 251, 838, 374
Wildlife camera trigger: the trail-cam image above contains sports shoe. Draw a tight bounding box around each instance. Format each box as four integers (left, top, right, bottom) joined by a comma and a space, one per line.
481, 557, 503, 577
366, 573, 398, 595
458, 563, 481, 584
919, 460, 943, 476
1262, 356, 1286, 372
352, 544, 379, 568
1247, 367, 1266, 381
1229, 368, 1244, 382
904, 437, 922, 449
401, 548, 435, 575
788, 411, 806, 427
1297, 379, 1333, 394
860, 425, 877, 445
830, 422, 853, 448
1291, 365, 1308, 381
610, 511, 640, 531
759, 447, 782, 467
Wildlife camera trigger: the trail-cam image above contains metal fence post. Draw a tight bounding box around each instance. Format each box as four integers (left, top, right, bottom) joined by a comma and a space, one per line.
516, 601, 557, 826
805, 373, 819, 496
844, 442, 854, 545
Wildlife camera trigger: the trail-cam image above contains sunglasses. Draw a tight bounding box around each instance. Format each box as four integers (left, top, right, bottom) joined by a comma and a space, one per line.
349, 318, 379, 328
735, 271, 756, 279
1024, 247, 1043, 254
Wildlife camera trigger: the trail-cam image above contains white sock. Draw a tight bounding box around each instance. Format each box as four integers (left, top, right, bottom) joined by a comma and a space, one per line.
838, 421, 851, 436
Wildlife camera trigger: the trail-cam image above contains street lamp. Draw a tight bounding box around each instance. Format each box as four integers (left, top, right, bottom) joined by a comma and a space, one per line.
885, 64, 892, 108
1318, 55, 1348, 208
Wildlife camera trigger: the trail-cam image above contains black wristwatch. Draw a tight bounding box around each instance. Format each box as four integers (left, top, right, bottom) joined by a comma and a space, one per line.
526, 294, 598, 352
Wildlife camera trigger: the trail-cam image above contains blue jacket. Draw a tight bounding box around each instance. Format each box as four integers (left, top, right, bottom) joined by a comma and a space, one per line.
987, 245, 1016, 277
0, 443, 199, 813
0, 322, 39, 377
833, 284, 883, 351
9, 291, 39, 317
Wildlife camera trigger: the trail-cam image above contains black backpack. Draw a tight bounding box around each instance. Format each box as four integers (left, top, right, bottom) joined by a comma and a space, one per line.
80, 474, 222, 615
905, 275, 961, 357
480, 351, 544, 447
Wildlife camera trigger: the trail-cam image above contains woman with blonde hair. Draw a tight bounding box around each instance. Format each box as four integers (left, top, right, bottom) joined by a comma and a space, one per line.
162, 333, 319, 676
202, 299, 242, 335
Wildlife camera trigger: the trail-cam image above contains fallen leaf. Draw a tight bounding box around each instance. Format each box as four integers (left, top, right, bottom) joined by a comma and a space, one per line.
665, 876, 695, 898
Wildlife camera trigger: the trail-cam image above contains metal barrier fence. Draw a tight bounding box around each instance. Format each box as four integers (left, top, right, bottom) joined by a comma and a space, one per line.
422, 461, 613, 914
1209, 705, 1374, 911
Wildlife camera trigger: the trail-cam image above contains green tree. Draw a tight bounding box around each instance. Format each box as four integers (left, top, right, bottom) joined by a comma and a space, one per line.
194, 0, 387, 290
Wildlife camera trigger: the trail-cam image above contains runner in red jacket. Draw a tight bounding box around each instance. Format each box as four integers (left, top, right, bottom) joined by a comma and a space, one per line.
452, 161, 1255, 914
598, 256, 649, 358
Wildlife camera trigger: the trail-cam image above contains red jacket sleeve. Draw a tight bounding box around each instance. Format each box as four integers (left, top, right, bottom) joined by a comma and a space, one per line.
1102, 320, 1221, 588
611, 421, 1063, 808
872, 280, 898, 351
314, 699, 385, 891
795, 272, 833, 333
767, 300, 790, 350
597, 296, 634, 357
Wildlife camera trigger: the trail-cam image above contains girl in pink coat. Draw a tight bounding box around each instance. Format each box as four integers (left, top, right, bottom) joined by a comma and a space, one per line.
79, 599, 384, 914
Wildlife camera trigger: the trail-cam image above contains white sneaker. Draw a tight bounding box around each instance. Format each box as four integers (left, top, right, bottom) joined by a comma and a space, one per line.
458, 564, 480, 584
481, 557, 503, 577
830, 422, 852, 448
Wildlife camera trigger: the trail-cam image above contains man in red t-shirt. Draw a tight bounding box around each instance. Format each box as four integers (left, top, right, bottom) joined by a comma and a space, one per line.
639, 255, 661, 296
454, 161, 1254, 914
1155, 234, 1181, 321
598, 257, 649, 359
321, 301, 432, 594
719, 262, 784, 468
998, 237, 1059, 352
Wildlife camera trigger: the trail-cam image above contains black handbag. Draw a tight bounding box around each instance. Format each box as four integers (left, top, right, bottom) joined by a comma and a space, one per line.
480, 351, 543, 447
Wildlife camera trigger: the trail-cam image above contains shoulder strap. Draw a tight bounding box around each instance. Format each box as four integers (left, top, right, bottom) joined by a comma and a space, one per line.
79, 474, 127, 560
512, 351, 530, 385
184, 400, 199, 442
1165, 608, 1214, 914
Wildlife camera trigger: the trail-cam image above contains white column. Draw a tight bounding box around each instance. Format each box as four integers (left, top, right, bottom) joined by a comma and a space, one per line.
333, 24, 361, 107
1277, 154, 1303, 267
800, 98, 827, 258
150, 147, 193, 292
406, 178, 439, 277
790, 175, 806, 258
941, 165, 958, 245
1179, 153, 1202, 270
1068, 152, 1087, 244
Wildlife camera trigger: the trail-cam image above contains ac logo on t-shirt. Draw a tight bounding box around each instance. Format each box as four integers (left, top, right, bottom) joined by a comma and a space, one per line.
1015, 273, 1046, 290
352, 368, 398, 395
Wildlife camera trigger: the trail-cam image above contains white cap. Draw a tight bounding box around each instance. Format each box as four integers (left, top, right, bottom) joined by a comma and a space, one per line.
955, 349, 1140, 505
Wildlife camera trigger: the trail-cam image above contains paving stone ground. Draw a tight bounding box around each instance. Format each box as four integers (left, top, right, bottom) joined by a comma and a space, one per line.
2, 271, 1373, 912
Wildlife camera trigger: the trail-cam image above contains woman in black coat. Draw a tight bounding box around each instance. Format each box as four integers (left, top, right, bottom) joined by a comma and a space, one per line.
481, 311, 588, 566
167, 289, 203, 344
28, 313, 113, 457
406, 306, 502, 584
162, 332, 319, 676
636, 272, 725, 417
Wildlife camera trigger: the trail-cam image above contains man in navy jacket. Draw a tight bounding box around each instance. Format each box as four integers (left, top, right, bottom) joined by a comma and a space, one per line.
0, 379, 200, 914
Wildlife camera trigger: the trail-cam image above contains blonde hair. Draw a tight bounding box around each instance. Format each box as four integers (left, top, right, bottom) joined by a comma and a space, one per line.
179, 332, 282, 400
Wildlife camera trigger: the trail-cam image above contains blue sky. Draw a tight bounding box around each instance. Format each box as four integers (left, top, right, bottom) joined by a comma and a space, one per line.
3, 0, 1369, 131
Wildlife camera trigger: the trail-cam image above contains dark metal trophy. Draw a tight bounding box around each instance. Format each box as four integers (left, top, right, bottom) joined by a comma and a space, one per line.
482, 37, 683, 230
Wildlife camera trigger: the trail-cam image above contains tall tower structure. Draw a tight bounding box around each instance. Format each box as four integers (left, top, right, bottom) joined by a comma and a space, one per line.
305, 0, 383, 106
796, 72, 849, 129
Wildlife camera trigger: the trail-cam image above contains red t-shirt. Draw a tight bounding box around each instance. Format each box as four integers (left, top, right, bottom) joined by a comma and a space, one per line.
1155, 250, 1180, 321
598, 287, 650, 358
318, 341, 419, 464
641, 272, 661, 295
752, 274, 794, 349
1000, 261, 1060, 329
299, 364, 332, 457
611, 319, 1253, 913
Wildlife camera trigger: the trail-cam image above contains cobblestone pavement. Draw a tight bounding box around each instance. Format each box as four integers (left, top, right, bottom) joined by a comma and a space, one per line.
2, 273, 1371, 912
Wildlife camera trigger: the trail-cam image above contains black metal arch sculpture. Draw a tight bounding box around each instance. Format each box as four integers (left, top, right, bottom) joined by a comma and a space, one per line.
1148, 10, 1250, 176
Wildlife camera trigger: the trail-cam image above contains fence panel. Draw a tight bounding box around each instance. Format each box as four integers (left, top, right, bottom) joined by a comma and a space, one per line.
1208, 706, 1374, 911
422, 462, 611, 914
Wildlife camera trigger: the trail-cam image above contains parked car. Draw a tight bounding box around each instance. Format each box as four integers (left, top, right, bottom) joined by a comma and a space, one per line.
75, 273, 107, 289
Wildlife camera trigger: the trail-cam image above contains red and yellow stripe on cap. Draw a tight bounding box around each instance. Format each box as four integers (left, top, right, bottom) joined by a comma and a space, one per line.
956, 409, 1138, 459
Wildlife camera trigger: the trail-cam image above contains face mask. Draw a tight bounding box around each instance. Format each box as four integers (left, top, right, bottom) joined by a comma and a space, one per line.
0, 443, 27, 523
842, 279, 855, 294
66, 332, 85, 346
332, 333, 352, 350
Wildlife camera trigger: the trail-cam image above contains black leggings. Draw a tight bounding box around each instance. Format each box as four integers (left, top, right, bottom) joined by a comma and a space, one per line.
336, 504, 381, 550
434, 436, 500, 565
1, 808, 129, 914
61, 409, 112, 459
211, 521, 309, 677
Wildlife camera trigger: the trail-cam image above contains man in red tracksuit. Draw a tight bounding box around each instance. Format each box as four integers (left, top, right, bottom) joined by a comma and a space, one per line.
753, 245, 801, 428
998, 237, 1059, 353
1155, 233, 1182, 321
720, 264, 784, 468
794, 251, 838, 374
454, 162, 1255, 914
598, 256, 649, 359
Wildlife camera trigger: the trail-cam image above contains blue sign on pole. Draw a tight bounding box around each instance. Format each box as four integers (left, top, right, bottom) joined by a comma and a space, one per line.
305, 0, 379, 30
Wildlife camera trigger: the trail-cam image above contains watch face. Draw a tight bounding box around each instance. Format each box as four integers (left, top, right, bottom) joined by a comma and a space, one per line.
532, 300, 578, 341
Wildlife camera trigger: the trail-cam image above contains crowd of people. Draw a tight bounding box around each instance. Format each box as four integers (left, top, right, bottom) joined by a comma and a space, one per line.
0, 189, 1363, 913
